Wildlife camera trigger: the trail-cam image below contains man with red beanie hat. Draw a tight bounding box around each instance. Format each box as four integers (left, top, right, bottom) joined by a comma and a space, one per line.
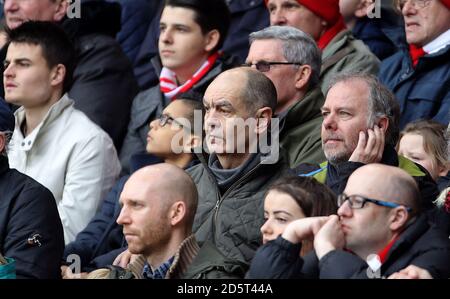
379, 0, 450, 129
265, 0, 379, 94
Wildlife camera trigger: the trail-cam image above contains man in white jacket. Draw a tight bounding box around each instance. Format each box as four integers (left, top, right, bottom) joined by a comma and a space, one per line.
4, 21, 121, 244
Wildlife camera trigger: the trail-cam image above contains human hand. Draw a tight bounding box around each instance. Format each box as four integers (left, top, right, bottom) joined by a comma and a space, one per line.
349, 125, 385, 164
113, 249, 139, 268
388, 265, 433, 279
61, 265, 88, 279
314, 215, 345, 260
282, 217, 329, 244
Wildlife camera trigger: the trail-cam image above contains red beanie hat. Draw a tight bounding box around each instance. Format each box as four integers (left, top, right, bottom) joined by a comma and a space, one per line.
264, 0, 341, 25
441, 0, 450, 9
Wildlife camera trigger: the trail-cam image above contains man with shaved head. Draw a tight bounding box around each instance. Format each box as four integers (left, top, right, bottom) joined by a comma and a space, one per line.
249, 164, 450, 279
188, 67, 290, 266
112, 163, 199, 279
86, 163, 246, 279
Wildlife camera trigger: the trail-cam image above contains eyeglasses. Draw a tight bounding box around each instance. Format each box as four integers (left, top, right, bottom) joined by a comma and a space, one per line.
337, 193, 412, 212
157, 114, 183, 128
398, 0, 432, 9
242, 61, 302, 72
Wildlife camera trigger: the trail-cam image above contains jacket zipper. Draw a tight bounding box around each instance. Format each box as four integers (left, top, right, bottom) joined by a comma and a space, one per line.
211, 163, 263, 240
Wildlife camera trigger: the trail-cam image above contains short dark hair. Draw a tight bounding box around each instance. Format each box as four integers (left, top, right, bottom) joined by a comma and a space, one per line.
267, 175, 337, 256
175, 91, 205, 136
6, 21, 76, 94
164, 0, 230, 52
268, 176, 338, 218
241, 67, 278, 114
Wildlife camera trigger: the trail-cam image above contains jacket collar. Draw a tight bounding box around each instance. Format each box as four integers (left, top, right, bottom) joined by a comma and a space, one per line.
13, 94, 74, 152
380, 215, 429, 267
281, 85, 324, 133
128, 234, 200, 279
0, 155, 9, 176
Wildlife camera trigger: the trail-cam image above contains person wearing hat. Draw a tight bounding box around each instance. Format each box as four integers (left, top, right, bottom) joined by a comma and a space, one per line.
0, 99, 65, 278
265, 0, 380, 94
379, 0, 450, 129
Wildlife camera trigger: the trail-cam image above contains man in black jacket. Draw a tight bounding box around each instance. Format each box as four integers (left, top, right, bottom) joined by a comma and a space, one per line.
249, 164, 450, 279
2, 0, 139, 151
0, 99, 64, 279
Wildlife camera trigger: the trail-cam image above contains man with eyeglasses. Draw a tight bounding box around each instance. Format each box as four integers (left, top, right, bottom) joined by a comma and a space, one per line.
246, 26, 325, 167
379, 0, 450, 128
264, 0, 380, 95
62, 95, 205, 278
248, 164, 450, 279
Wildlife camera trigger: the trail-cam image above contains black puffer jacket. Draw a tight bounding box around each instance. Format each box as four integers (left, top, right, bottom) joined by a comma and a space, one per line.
248, 215, 450, 279
0, 156, 64, 279
61, 0, 139, 152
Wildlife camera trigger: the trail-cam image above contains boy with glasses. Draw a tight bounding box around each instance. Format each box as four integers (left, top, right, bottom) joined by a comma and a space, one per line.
249, 164, 450, 279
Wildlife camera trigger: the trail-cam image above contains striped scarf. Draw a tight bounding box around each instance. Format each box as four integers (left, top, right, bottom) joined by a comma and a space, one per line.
159, 52, 220, 100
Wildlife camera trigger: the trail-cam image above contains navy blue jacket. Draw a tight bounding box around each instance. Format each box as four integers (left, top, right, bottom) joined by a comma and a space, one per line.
63, 176, 128, 271
133, 0, 269, 90
109, 0, 156, 64
379, 45, 450, 129
248, 215, 450, 279
352, 17, 397, 61
0, 156, 64, 279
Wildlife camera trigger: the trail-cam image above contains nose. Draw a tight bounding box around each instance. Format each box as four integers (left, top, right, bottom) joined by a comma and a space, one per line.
4, 0, 19, 12
149, 118, 159, 130
116, 206, 130, 225
260, 219, 272, 239
322, 113, 337, 131
402, 0, 416, 16
204, 113, 220, 133
159, 28, 173, 44
271, 8, 287, 26
337, 200, 352, 218
3, 63, 15, 80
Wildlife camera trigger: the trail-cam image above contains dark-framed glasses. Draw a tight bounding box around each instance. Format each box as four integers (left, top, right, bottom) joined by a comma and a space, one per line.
242, 61, 302, 72
337, 193, 412, 212
158, 114, 183, 128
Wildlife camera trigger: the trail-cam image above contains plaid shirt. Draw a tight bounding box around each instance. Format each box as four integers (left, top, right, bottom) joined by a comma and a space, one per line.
142, 256, 175, 279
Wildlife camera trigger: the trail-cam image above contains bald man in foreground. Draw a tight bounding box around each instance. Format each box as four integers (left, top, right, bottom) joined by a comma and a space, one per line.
249, 164, 450, 279
112, 163, 198, 279
88, 164, 245, 279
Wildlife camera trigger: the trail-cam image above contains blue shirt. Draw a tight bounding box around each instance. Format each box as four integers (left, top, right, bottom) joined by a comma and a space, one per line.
142, 256, 175, 279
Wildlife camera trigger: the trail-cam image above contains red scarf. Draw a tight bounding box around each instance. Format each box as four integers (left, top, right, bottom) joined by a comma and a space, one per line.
159, 52, 220, 100
317, 17, 347, 50
409, 44, 426, 68
377, 235, 400, 264
444, 190, 450, 213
